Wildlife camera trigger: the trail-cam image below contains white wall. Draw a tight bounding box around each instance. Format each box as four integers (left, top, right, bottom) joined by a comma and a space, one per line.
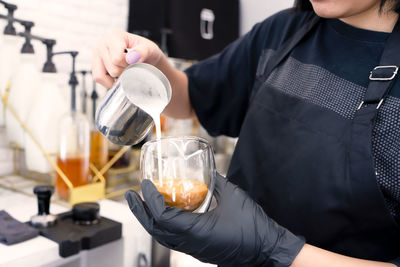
0, 0, 129, 73
0, 0, 294, 79
0, 0, 129, 175
0, 0, 295, 75
0, 0, 129, 119
239, 0, 294, 34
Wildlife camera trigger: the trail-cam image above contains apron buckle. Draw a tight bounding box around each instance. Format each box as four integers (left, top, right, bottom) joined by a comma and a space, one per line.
369, 65, 399, 81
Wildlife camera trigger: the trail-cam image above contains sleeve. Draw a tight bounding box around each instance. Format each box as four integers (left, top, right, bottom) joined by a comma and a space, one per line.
391, 257, 400, 266
185, 19, 269, 137
185, 9, 312, 137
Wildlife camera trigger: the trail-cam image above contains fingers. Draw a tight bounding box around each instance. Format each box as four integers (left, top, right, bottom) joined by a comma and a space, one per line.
107, 32, 130, 69
100, 44, 125, 78
92, 30, 130, 88
213, 172, 227, 203
141, 179, 167, 220
126, 43, 150, 64
92, 49, 114, 89
126, 35, 162, 65
125, 190, 154, 232
92, 30, 164, 89
125, 189, 187, 248
141, 180, 199, 233
125, 50, 141, 64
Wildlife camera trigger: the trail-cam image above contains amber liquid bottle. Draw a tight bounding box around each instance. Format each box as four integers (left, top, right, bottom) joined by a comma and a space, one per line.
89, 83, 108, 178
55, 52, 90, 200
56, 157, 90, 199
56, 111, 91, 199
108, 141, 131, 169
90, 130, 108, 179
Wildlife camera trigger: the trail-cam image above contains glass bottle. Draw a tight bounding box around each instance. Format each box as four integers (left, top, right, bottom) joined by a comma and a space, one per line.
107, 142, 131, 169
90, 129, 108, 178
89, 82, 108, 179
55, 51, 90, 199
57, 111, 90, 199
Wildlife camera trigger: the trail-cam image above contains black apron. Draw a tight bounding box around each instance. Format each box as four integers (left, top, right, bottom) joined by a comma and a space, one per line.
228, 15, 400, 261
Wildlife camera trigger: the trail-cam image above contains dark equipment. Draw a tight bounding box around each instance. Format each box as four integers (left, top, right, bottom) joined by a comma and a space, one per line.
30, 185, 122, 258
128, 0, 239, 60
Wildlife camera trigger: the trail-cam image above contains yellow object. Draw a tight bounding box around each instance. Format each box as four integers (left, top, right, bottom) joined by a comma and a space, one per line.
63, 162, 106, 205
1, 94, 127, 205
69, 180, 105, 205
1, 80, 11, 125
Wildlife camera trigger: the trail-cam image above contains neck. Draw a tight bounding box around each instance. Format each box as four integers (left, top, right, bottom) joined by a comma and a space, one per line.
340, 3, 398, 33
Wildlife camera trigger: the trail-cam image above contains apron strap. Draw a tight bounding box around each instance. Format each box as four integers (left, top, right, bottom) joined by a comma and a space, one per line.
350, 18, 400, 230
357, 18, 400, 112
263, 15, 320, 81
249, 14, 320, 103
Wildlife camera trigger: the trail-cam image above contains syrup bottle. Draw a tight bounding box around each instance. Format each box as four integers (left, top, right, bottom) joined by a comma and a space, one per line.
56, 51, 90, 199
89, 80, 108, 179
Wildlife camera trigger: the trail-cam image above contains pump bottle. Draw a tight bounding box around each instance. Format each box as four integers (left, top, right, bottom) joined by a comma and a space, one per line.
0, 2, 23, 127
6, 20, 40, 148
24, 39, 68, 173
89, 79, 108, 180
56, 52, 91, 199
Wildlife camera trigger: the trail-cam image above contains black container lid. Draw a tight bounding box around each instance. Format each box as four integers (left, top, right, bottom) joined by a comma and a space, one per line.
72, 202, 100, 225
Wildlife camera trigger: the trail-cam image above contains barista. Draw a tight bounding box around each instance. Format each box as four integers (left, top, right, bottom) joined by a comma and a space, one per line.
92, 0, 400, 266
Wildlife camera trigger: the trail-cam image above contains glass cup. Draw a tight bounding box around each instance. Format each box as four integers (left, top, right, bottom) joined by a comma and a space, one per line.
140, 136, 215, 213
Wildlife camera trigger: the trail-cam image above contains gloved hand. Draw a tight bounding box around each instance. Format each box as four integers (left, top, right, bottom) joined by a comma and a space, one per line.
125, 173, 305, 267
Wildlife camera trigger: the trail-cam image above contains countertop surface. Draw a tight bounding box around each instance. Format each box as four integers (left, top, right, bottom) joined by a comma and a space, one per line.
0, 175, 216, 267
0, 176, 152, 267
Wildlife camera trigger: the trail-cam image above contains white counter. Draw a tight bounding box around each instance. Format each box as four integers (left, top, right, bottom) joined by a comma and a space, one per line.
0, 186, 151, 267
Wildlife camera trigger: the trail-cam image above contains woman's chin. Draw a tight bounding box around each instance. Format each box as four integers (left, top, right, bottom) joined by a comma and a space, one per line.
310, 0, 383, 19
311, 3, 349, 18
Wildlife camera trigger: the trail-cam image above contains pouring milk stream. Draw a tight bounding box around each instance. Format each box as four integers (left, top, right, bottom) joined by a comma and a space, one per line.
96, 63, 214, 212
121, 65, 169, 183
96, 63, 172, 184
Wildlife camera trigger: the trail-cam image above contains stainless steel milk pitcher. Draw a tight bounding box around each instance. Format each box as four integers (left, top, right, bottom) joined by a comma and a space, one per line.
95, 63, 172, 146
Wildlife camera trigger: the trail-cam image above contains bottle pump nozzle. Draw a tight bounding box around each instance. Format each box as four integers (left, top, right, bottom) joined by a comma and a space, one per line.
91, 79, 98, 121
42, 39, 57, 73
79, 70, 88, 114
17, 20, 35, 53
0, 1, 17, 35
53, 51, 79, 111
28, 34, 57, 73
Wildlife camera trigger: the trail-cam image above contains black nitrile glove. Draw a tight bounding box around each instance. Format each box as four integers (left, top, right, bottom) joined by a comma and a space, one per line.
125, 173, 305, 267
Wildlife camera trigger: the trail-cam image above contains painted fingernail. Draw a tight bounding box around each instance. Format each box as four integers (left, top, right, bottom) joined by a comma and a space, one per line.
125, 50, 141, 64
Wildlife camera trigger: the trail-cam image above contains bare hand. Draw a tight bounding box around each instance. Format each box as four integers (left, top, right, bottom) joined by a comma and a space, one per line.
92, 29, 163, 88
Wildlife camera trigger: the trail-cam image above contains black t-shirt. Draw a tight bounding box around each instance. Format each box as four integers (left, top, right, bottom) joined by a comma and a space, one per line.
186, 9, 400, 222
